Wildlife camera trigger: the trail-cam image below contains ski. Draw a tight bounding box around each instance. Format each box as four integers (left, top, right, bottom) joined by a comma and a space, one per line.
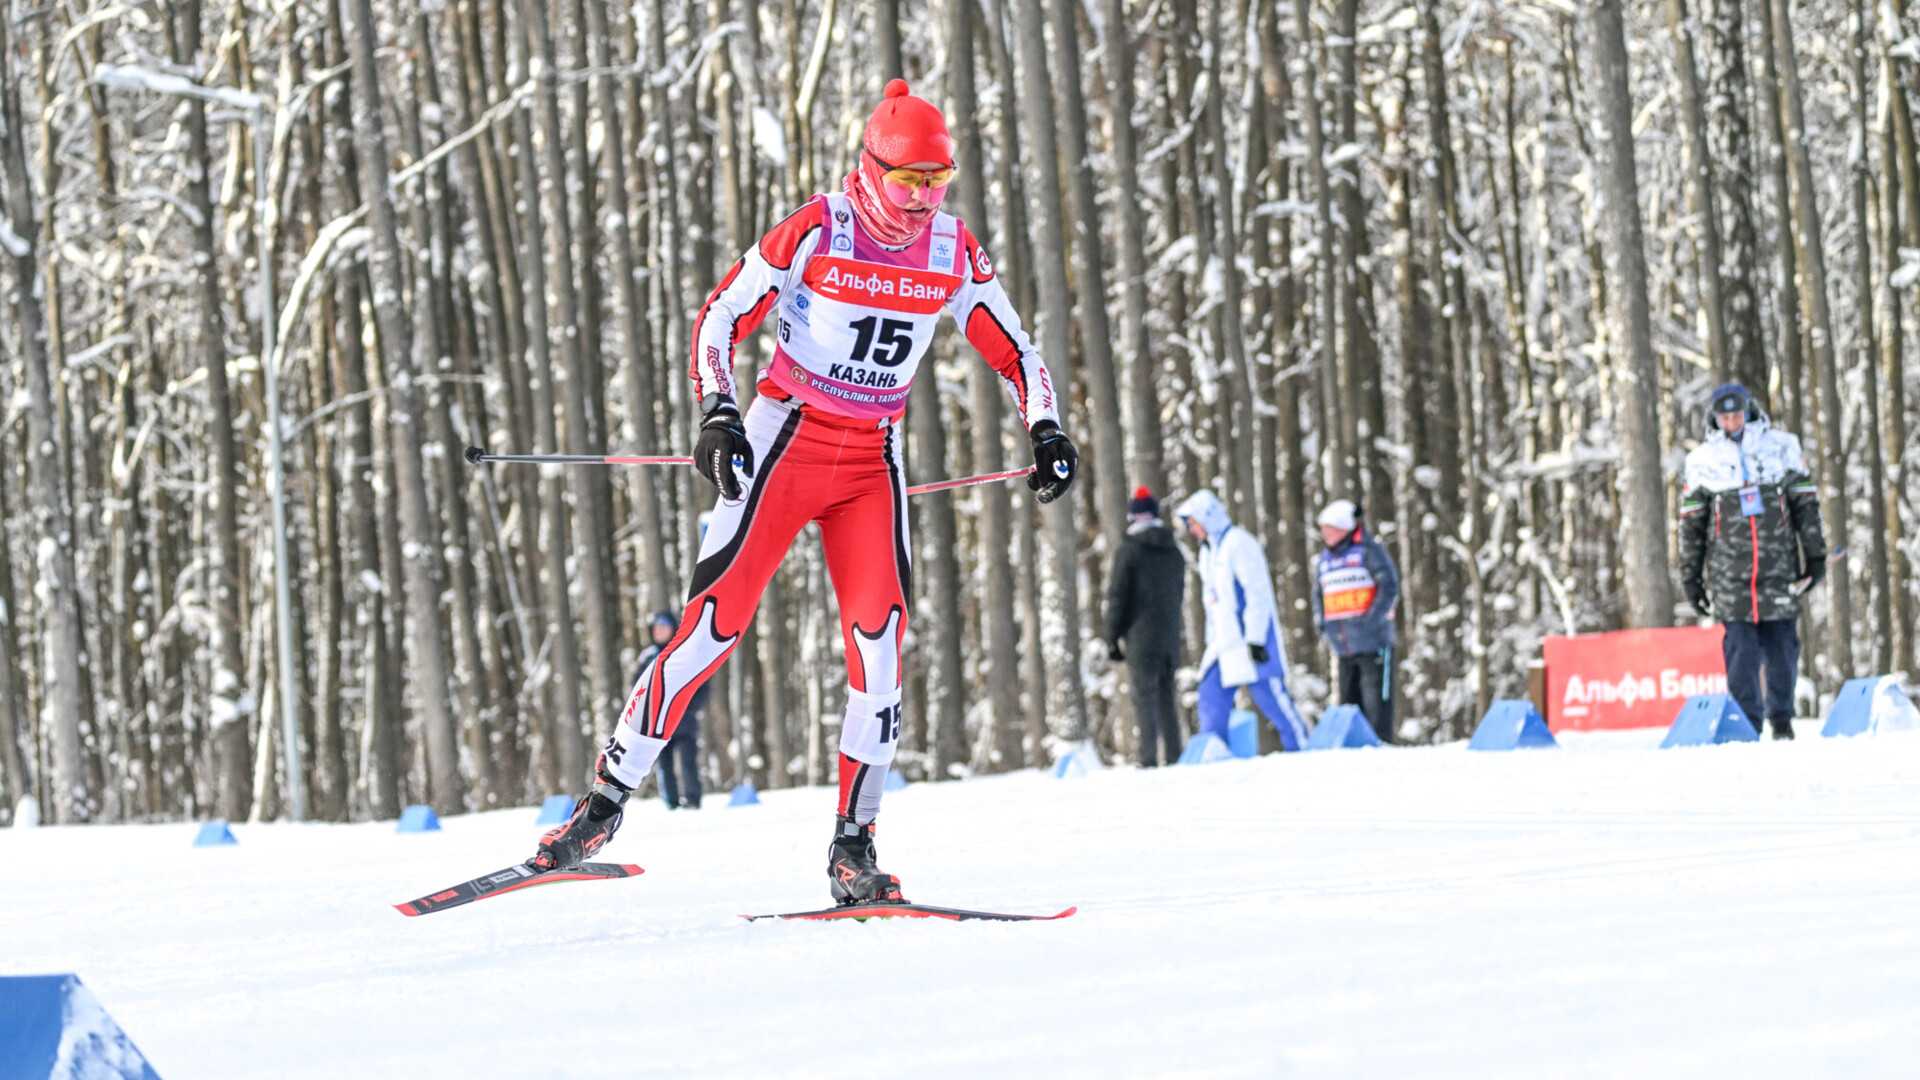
394, 861, 643, 917
741, 902, 1077, 924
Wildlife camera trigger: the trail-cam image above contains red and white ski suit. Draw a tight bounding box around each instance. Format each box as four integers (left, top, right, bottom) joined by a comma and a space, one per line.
600, 193, 1057, 821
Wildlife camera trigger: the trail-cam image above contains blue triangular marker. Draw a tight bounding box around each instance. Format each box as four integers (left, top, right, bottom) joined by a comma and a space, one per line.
193, 819, 237, 847
1468, 700, 1558, 750
1660, 693, 1759, 747
397, 804, 442, 832
535, 794, 576, 825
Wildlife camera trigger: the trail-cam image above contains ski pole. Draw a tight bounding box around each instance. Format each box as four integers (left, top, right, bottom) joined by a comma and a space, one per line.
464, 446, 692, 467
465, 446, 1034, 498
904, 466, 1036, 497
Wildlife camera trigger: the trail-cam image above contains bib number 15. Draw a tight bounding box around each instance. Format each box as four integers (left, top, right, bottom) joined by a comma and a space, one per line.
849, 316, 913, 367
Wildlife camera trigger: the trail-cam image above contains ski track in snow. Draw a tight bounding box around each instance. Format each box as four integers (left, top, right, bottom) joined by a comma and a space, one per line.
3, 726, 1918, 1078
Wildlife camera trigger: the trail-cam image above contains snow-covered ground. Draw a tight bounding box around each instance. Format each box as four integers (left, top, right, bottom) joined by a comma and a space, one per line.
5, 725, 1919, 1078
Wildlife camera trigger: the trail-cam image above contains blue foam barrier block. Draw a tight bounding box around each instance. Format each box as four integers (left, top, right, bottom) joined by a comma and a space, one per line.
1660, 693, 1759, 748
0, 974, 162, 1080
1178, 732, 1235, 765
535, 794, 576, 825
1306, 705, 1383, 751
1227, 709, 1260, 758
1821, 676, 1920, 737
193, 820, 236, 847
883, 770, 909, 792
728, 782, 760, 806
396, 804, 441, 832
1468, 699, 1559, 751
1052, 747, 1098, 778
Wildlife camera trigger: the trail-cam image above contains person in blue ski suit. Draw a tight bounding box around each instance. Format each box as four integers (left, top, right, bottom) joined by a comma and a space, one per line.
1172, 490, 1309, 751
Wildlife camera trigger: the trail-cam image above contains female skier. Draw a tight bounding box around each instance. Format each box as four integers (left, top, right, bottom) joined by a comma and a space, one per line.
531, 80, 1079, 905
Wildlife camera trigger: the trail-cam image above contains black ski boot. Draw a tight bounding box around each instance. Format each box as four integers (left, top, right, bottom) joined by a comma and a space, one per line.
530, 758, 631, 871
827, 815, 906, 905
1771, 719, 1796, 741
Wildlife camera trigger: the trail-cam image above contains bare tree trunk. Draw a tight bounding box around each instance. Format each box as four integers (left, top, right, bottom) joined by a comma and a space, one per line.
1012, 0, 1093, 746
0, 13, 86, 822
1295, 0, 1347, 497
1768, 0, 1855, 675
1702, 0, 1770, 392
343, 0, 465, 813
1590, 0, 1678, 628
583, 0, 673, 612
950, 0, 1021, 771
1097, 0, 1165, 497
1847, 0, 1892, 673
1667, 0, 1733, 378
1049, 0, 1129, 542
1753, 0, 1806, 427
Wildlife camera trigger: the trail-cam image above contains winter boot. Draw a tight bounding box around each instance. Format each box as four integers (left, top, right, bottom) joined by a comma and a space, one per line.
529, 757, 631, 871
827, 815, 906, 905
1770, 718, 1796, 741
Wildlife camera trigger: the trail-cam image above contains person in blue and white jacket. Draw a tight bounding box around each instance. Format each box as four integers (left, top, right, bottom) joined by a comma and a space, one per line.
1173, 490, 1310, 751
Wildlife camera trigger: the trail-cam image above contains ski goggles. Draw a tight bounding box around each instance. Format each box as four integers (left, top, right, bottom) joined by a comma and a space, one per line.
869, 152, 956, 207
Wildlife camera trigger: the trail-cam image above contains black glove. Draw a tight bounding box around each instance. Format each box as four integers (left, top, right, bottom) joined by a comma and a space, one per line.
1107, 640, 1125, 662
1027, 420, 1077, 504
1248, 643, 1269, 665
1804, 557, 1826, 589
1686, 585, 1709, 618
695, 400, 754, 500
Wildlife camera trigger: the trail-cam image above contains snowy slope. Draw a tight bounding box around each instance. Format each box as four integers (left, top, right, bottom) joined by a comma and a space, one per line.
4, 726, 1918, 1078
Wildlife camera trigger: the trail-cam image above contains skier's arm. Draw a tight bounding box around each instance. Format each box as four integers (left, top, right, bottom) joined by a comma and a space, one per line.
1367, 541, 1400, 618
947, 227, 1060, 431
1228, 533, 1275, 646
1677, 485, 1711, 602
1104, 543, 1135, 644
1310, 561, 1325, 634
688, 199, 823, 409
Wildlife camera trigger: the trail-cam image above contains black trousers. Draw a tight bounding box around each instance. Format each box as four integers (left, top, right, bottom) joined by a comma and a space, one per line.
1722, 619, 1799, 734
1128, 652, 1183, 767
1337, 648, 1395, 744
657, 706, 703, 808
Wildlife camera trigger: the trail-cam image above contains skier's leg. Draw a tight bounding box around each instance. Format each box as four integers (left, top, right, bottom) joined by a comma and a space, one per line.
656, 739, 681, 809
677, 708, 704, 807
1152, 656, 1183, 764
1760, 619, 1799, 738
1372, 647, 1396, 744
1127, 657, 1159, 766
536, 402, 813, 869
599, 403, 812, 791
1338, 653, 1362, 706
1246, 628, 1309, 751
819, 424, 912, 903
1720, 621, 1765, 731
1196, 662, 1233, 743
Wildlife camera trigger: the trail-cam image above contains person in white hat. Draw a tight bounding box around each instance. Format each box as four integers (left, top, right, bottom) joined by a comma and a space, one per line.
1312, 499, 1400, 742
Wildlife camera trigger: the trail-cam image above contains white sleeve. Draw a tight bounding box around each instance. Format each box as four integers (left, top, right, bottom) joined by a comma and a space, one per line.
688, 199, 822, 403
1228, 531, 1275, 644
946, 225, 1060, 430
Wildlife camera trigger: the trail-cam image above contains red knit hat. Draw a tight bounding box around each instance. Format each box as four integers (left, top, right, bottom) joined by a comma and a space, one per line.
863, 79, 954, 167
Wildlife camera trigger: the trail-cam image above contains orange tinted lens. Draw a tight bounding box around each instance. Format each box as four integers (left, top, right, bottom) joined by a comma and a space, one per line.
883, 166, 955, 190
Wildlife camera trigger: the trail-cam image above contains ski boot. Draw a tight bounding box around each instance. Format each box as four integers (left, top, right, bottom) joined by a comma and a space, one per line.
1770, 719, 1796, 741
530, 757, 630, 871
827, 815, 906, 905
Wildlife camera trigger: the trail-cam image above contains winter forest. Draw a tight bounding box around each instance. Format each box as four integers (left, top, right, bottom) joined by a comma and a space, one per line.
2, 0, 1918, 826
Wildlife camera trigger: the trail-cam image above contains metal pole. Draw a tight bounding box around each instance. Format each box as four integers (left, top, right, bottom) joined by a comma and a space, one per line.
256, 109, 304, 822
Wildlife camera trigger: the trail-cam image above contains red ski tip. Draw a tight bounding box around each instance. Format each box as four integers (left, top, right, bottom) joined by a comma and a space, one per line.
395, 902, 420, 917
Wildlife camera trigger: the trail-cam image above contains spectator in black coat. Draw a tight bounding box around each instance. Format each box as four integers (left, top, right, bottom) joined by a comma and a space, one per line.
1104, 487, 1188, 766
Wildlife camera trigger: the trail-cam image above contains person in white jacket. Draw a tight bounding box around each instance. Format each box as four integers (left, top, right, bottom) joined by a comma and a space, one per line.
1173, 491, 1309, 751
